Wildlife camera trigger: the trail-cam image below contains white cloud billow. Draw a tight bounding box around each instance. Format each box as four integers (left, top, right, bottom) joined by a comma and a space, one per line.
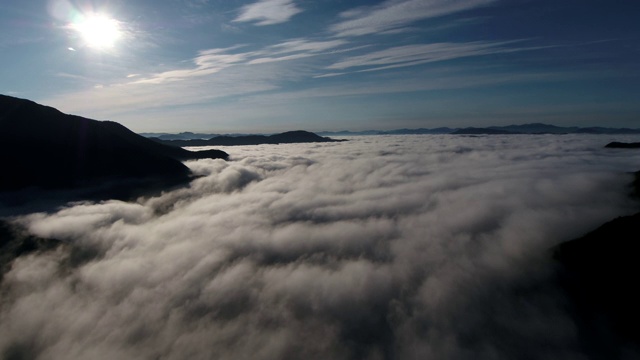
234, 0, 303, 26
2, 135, 640, 359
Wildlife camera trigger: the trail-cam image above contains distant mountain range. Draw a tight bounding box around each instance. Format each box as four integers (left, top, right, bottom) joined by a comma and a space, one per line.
317, 128, 456, 136
315, 123, 640, 136
453, 123, 640, 135
140, 132, 240, 140
142, 123, 640, 139
0, 95, 228, 200
3, 93, 638, 200
151, 130, 347, 147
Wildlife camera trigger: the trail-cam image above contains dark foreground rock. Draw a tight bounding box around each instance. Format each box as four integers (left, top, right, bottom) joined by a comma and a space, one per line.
0, 95, 228, 201
554, 169, 640, 360
605, 142, 640, 149
0, 95, 229, 214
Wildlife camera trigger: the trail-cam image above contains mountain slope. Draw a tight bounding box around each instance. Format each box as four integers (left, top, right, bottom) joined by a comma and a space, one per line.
554, 212, 640, 357
0, 95, 227, 193
605, 142, 640, 149
554, 171, 640, 357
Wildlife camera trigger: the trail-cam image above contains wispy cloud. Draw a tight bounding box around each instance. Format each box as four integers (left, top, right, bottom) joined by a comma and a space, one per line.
134, 40, 354, 83
234, 0, 303, 26
134, 47, 250, 84
41, 36, 560, 130
252, 68, 574, 104
41, 39, 349, 118
183, 0, 210, 8
44, 66, 279, 121
330, 0, 496, 37
269, 39, 348, 54
312, 72, 346, 78
248, 39, 348, 64
327, 41, 526, 72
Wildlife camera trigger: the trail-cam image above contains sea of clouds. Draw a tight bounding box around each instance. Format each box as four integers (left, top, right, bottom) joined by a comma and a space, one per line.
2, 134, 640, 360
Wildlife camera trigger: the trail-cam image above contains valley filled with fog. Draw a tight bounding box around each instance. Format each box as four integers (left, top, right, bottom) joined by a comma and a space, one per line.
2, 134, 640, 359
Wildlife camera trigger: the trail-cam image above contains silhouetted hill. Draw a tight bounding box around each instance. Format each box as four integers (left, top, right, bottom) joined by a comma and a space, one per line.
153, 130, 346, 147
452, 127, 516, 135
310, 123, 640, 136
453, 124, 640, 135
554, 211, 640, 357
0, 95, 228, 195
381, 127, 455, 135
489, 123, 569, 134
605, 142, 640, 149
143, 124, 640, 140
140, 132, 223, 140
316, 130, 383, 136
553, 170, 640, 357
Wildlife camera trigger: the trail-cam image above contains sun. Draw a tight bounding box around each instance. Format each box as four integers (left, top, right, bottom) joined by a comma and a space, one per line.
71, 14, 121, 49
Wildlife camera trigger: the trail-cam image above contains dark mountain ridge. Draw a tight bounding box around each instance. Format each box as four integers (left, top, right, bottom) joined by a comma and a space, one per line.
452, 127, 514, 135
605, 142, 640, 149
454, 123, 640, 135
140, 131, 223, 141
0, 95, 228, 197
152, 130, 346, 147
309, 123, 640, 136
553, 170, 640, 357
141, 123, 640, 139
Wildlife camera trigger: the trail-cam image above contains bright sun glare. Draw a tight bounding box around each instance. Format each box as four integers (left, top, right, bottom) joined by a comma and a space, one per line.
71, 14, 121, 49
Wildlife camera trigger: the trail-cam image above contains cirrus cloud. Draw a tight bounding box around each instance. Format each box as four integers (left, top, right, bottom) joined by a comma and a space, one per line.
330, 0, 496, 37
234, 0, 303, 26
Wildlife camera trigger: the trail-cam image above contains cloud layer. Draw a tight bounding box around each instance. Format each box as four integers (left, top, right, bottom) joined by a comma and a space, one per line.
2, 135, 640, 359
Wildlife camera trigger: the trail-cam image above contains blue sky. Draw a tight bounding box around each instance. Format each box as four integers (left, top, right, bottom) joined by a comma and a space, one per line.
1, 0, 639, 132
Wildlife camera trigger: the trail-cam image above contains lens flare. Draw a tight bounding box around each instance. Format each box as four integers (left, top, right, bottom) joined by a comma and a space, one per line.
71, 14, 121, 49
